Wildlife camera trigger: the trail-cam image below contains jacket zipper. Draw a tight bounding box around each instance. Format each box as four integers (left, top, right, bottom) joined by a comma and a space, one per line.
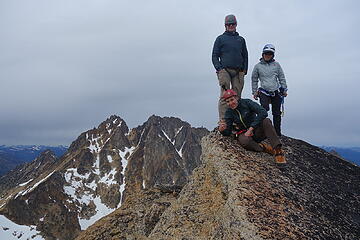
235, 109, 248, 129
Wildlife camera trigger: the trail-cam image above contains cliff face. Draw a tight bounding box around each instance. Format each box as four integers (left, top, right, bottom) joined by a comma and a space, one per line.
77, 131, 360, 240
126, 115, 208, 192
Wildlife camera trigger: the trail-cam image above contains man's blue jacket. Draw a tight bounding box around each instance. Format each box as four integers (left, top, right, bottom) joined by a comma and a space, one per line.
212, 31, 248, 73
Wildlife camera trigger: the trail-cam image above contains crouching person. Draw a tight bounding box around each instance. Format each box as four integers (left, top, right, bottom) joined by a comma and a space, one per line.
218, 89, 286, 164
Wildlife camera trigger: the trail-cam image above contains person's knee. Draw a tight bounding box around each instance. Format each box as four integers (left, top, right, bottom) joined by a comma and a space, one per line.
263, 118, 272, 126
218, 82, 230, 92
238, 136, 250, 147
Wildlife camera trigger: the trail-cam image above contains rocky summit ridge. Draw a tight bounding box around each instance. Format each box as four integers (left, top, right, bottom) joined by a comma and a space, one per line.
0, 116, 359, 240
0, 115, 208, 240
147, 133, 360, 239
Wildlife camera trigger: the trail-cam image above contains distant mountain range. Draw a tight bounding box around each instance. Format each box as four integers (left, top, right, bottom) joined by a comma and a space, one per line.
1, 144, 358, 178
321, 146, 360, 166
0, 145, 68, 176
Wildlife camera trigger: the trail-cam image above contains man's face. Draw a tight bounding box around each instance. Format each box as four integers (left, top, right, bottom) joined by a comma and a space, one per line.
225, 96, 238, 109
225, 23, 237, 32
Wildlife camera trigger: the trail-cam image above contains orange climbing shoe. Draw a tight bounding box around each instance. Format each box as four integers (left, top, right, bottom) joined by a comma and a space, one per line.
259, 143, 276, 155
274, 147, 286, 164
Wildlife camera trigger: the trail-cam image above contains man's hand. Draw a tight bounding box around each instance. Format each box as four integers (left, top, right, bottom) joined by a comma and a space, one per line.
244, 127, 254, 137
253, 91, 259, 100
282, 92, 288, 97
218, 119, 227, 132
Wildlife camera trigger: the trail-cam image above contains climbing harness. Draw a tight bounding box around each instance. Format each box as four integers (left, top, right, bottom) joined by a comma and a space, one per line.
258, 87, 287, 117
235, 129, 247, 138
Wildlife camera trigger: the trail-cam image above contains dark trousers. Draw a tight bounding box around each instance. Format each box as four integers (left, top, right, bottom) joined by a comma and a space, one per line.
237, 118, 281, 152
259, 92, 282, 136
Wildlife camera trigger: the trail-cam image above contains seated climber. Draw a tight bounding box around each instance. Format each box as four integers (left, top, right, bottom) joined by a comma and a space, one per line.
218, 89, 286, 164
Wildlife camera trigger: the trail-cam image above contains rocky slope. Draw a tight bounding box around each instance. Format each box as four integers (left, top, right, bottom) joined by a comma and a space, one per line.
0, 150, 58, 198
0, 115, 208, 240
77, 131, 360, 240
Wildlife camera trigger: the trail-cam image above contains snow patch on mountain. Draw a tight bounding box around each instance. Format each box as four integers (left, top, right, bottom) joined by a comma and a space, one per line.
63, 145, 135, 230
162, 130, 174, 145
99, 168, 117, 185
118, 146, 135, 206
15, 171, 55, 198
177, 142, 186, 158
0, 215, 43, 240
175, 126, 183, 136
18, 179, 33, 187
87, 134, 101, 153
137, 129, 146, 146
77, 196, 114, 230
63, 168, 116, 230
161, 129, 185, 158
107, 155, 113, 163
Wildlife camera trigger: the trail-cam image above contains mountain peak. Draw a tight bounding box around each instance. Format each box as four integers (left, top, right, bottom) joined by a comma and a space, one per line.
38, 149, 56, 160
99, 115, 127, 130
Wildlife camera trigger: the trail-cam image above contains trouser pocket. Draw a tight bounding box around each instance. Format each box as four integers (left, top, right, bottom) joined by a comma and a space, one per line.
217, 69, 231, 88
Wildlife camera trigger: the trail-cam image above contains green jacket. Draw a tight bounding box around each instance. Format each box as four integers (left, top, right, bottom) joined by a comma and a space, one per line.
221, 99, 268, 136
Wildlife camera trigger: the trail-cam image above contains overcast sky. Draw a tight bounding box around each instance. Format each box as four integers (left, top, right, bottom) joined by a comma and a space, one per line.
1, 0, 359, 147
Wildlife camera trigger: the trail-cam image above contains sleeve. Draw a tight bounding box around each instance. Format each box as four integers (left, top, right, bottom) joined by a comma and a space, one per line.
220, 109, 234, 136
251, 65, 259, 94
247, 100, 268, 128
212, 36, 223, 71
277, 63, 287, 91
242, 38, 248, 74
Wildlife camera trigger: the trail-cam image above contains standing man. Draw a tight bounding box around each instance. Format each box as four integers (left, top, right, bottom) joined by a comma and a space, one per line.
251, 44, 288, 136
212, 14, 248, 121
